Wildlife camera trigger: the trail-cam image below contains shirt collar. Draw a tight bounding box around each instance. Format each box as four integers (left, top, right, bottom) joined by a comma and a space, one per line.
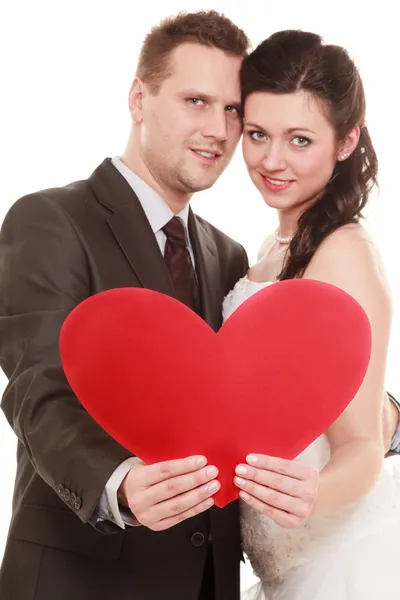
111, 156, 190, 234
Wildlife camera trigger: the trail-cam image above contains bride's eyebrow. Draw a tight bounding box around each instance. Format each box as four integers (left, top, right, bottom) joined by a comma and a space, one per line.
243, 121, 316, 135
243, 121, 266, 131
285, 127, 316, 134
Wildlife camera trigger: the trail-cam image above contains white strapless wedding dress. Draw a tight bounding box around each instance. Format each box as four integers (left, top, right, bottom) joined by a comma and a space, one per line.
222, 276, 400, 600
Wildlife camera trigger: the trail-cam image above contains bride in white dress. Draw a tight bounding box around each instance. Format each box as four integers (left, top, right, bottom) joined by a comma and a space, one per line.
223, 30, 400, 599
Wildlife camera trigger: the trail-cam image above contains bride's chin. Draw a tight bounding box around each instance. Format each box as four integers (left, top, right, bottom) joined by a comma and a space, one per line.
259, 193, 292, 210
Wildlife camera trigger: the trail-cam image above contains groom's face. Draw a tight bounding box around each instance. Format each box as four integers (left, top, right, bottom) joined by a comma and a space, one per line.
135, 43, 243, 195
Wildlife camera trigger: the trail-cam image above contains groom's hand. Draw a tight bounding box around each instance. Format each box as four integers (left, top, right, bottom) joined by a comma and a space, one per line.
234, 454, 318, 528
117, 455, 220, 531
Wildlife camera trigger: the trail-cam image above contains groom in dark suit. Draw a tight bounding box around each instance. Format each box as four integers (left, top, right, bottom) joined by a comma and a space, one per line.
0, 10, 398, 600
0, 12, 250, 600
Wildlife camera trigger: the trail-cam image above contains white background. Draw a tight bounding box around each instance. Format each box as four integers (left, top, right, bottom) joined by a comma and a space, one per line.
1, 0, 399, 590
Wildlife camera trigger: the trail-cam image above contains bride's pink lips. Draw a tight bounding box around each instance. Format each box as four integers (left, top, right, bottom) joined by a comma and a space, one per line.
261, 175, 294, 192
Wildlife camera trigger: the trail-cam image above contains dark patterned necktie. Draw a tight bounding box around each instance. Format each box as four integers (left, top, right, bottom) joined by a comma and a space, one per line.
162, 216, 200, 314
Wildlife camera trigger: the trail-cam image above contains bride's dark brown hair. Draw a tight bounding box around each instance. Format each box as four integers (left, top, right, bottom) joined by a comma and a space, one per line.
241, 30, 378, 280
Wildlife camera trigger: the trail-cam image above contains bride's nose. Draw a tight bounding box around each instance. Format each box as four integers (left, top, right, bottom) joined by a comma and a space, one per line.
261, 142, 287, 172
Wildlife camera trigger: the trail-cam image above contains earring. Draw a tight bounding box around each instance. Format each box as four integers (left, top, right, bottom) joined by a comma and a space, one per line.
338, 152, 350, 161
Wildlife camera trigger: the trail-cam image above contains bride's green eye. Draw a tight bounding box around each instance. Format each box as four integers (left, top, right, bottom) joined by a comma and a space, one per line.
292, 136, 311, 147
250, 131, 267, 142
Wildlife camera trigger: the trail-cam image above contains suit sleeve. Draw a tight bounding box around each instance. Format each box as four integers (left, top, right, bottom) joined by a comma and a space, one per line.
0, 193, 133, 525
241, 244, 249, 277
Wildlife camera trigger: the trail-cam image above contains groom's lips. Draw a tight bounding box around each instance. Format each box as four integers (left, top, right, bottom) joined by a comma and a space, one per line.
190, 148, 222, 165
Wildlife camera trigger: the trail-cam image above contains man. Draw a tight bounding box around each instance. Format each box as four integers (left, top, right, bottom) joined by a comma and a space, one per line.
0, 10, 398, 600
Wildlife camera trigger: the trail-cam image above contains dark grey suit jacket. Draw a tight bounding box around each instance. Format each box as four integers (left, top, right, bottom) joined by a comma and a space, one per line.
0, 159, 249, 600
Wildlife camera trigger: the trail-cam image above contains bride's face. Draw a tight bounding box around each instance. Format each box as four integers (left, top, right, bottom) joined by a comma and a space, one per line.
242, 90, 338, 217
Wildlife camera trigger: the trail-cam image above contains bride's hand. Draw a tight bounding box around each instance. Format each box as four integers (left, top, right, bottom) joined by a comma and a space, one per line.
234, 454, 319, 528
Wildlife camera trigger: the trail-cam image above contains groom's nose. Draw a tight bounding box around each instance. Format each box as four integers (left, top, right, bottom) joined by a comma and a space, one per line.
202, 108, 228, 142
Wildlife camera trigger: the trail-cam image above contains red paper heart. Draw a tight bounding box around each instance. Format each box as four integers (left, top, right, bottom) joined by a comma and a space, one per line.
60, 280, 371, 507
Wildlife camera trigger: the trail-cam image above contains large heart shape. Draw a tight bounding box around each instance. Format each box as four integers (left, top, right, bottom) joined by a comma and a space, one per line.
60, 280, 371, 507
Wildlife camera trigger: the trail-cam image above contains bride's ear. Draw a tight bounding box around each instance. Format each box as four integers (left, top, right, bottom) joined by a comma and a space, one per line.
336, 127, 360, 162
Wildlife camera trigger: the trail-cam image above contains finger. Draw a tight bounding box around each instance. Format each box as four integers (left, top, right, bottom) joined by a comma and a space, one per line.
234, 477, 313, 516
139, 455, 208, 487
144, 465, 219, 507
245, 455, 318, 482
142, 478, 220, 526
151, 497, 216, 531
235, 464, 317, 500
239, 491, 307, 528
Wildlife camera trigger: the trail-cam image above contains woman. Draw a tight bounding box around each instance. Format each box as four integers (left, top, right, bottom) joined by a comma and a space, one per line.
224, 30, 400, 599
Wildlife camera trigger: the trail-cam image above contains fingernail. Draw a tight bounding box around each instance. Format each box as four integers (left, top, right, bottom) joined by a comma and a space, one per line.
236, 465, 247, 476
208, 480, 220, 494
206, 466, 218, 478
235, 477, 246, 487
240, 491, 250, 501
196, 456, 207, 468
247, 455, 258, 465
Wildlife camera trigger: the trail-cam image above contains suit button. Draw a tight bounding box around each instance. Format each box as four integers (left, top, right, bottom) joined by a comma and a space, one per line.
191, 532, 205, 547
74, 496, 82, 510
63, 488, 71, 502
57, 484, 64, 495
70, 492, 76, 504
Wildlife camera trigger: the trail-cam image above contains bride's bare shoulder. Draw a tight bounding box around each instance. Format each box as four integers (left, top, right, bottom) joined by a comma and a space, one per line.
305, 222, 391, 307
308, 223, 383, 268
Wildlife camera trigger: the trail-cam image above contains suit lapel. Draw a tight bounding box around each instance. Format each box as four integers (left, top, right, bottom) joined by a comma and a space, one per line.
89, 160, 222, 325
107, 207, 177, 296
89, 159, 176, 297
188, 210, 222, 330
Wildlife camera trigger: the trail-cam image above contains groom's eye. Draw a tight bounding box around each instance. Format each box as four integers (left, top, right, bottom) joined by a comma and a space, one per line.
187, 98, 205, 106
226, 105, 241, 117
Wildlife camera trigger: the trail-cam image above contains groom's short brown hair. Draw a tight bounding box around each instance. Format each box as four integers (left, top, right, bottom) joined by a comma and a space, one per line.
136, 11, 250, 93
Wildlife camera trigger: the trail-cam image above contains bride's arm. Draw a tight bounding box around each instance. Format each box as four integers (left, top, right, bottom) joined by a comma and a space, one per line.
303, 226, 392, 517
